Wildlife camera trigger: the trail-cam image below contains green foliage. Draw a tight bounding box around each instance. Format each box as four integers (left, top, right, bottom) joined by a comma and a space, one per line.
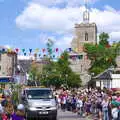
41, 51, 81, 88
46, 39, 54, 58
29, 62, 42, 81
84, 32, 118, 76
99, 32, 109, 46
29, 40, 81, 88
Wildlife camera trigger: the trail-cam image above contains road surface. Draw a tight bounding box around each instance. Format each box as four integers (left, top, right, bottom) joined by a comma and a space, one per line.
58, 110, 92, 120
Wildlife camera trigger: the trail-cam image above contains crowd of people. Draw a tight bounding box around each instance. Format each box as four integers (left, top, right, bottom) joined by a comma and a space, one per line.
1, 87, 120, 120
55, 87, 120, 120
0, 91, 25, 120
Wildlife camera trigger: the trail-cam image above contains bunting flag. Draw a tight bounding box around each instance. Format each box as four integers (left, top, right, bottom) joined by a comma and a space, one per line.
61, 56, 64, 59
43, 54, 46, 57
69, 48, 72, 52
39, 54, 41, 57
22, 49, 25, 53
106, 44, 111, 48
75, 48, 78, 52
15, 48, 19, 53
7, 48, 12, 53
42, 48, 46, 53
35, 48, 39, 53
24, 53, 27, 56
53, 55, 55, 58
2, 48, 5, 52
56, 48, 59, 52
29, 49, 32, 53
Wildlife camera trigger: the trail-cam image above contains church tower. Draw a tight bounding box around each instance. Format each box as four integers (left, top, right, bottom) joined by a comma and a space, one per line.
71, 0, 97, 51
70, 0, 97, 85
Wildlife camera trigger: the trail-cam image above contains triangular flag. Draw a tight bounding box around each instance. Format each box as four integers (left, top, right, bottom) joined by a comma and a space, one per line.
42, 48, 46, 53
22, 49, 25, 53
35, 48, 39, 53
29, 49, 32, 53
53, 55, 55, 58
2, 48, 5, 52
15, 48, 19, 53
7, 48, 12, 53
24, 53, 26, 56
56, 48, 59, 52
39, 54, 41, 57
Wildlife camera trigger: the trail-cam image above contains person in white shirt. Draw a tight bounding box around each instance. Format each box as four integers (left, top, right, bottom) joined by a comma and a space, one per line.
76, 97, 83, 116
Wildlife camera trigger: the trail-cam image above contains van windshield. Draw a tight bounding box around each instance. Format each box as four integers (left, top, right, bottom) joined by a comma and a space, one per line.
26, 89, 53, 99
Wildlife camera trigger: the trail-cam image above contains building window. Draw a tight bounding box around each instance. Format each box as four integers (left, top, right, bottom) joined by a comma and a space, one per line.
0, 66, 1, 71
85, 32, 88, 41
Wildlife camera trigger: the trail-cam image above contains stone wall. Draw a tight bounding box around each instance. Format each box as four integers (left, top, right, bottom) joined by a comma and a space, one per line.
0, 53, 17, 76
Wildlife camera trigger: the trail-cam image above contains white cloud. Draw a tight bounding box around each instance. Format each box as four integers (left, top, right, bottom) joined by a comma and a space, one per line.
38, 33, 72, 49
110, 32, 120, 43
16, 3, 83, 33
16, 2, 120, 48
55, 34, 73, 48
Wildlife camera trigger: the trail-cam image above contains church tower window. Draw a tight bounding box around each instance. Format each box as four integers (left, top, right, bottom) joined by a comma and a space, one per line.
85, 32, 88, 41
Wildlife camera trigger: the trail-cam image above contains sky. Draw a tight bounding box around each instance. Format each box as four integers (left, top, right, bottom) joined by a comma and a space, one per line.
0, 0, 120, 52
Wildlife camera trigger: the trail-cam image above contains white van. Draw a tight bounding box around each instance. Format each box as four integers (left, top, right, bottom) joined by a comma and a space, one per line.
22, 88, 57, 120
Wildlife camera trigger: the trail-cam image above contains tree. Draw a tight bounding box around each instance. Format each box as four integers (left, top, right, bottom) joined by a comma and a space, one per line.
29, 61, 43, 81
56, 51, 81, 88
41, 51, 82, 88
84, 33, 118, 76
99, 32, 109, 46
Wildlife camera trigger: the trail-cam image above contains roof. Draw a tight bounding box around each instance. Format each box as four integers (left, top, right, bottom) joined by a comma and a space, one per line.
94, 69, 112, 80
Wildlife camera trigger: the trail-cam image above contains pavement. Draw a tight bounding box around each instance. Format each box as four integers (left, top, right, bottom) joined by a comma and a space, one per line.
58, 110, 93, 120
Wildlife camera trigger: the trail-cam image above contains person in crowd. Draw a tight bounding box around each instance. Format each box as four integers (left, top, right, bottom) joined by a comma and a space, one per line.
1, 93, 14, 119
71, 95, 77, 113
76, 96, 83, 116
102, 96, 110, 120
11, 104, 25, 120
0, 104, 8, 120
60, 94, 67, 112
66, 94, 72, 111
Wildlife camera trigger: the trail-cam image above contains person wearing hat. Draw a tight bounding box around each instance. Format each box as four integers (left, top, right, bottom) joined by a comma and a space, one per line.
11, 104, 25, 120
